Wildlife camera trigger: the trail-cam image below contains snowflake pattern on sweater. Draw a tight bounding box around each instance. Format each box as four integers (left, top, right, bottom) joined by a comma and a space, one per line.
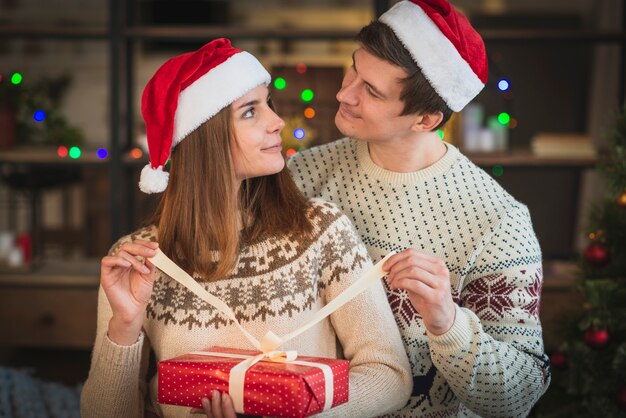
287, 138, 551, 418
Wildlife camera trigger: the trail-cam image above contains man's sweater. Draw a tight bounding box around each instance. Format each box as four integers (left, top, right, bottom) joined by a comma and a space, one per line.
80, 199, 412, 418
288, 138, 551, 418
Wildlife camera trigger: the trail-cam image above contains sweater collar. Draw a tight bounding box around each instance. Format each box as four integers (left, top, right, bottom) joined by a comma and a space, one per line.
354, 138, 460, 184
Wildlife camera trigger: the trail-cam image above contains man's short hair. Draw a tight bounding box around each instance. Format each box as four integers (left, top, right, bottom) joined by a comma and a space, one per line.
357, 21, 453, 130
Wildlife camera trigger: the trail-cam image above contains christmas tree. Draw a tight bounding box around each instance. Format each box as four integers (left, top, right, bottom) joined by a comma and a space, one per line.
534, 104, 626, 417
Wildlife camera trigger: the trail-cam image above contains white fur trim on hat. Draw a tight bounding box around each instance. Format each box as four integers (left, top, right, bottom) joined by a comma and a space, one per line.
139, 164, 169, 194
172, 51, 271, 145
380, 1, 484, 111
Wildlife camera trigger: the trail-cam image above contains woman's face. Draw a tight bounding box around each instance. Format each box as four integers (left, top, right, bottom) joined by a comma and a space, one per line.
230, 84, 285, 181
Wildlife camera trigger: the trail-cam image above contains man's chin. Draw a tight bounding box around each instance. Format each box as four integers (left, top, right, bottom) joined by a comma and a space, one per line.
335, 112, 357, 139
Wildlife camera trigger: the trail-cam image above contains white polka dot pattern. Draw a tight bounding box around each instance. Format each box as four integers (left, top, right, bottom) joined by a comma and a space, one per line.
157, 347, 349, 417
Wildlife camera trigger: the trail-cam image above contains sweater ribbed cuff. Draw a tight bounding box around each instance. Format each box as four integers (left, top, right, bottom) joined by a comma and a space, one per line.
426, 305, 473, 352
95, 331, 145, 377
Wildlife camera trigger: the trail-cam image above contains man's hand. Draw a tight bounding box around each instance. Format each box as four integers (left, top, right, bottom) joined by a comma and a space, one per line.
384, 248, 456, 335
190, 391, 237, 418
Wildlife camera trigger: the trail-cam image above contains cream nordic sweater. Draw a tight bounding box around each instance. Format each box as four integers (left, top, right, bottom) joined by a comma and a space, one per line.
80, 199, 412, 418
287, 139, 551, 418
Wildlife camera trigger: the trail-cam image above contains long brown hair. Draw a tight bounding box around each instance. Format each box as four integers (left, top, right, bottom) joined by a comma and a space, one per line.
151, 106, 312, 281
357, 21, 453, 130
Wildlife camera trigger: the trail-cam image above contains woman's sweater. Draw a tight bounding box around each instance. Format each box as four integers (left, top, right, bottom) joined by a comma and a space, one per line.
80, 199, 412, 418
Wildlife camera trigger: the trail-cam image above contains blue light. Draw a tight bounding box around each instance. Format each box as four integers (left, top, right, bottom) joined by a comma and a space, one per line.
33, 110, 46, 122
497, 79, 510, 91
96, 148, 108, 159
293, 128, 305, 140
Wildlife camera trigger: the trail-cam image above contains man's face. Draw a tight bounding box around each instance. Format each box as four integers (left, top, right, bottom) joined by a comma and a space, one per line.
335, 47, 418, 143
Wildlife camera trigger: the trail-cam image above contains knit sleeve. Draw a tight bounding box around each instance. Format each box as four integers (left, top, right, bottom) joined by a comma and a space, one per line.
427, 204, 551, 418
80, 237, 152, 418
315, 211, 413, 417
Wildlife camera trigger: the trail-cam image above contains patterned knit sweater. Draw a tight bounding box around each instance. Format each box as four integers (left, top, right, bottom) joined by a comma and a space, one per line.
287, 139, 551, 418
80, 199, 412, 418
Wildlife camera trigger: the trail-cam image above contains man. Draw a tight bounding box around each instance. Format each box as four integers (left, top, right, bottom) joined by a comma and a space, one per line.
287, 0, 551, 416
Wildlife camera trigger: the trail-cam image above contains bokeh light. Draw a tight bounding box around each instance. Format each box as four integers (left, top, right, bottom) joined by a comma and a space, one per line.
33, 110, 45, 122
437, 129, 444, 140
492, 165, 504, 177
301, 89, 314, 102
294, 128, 305, 140
57, 146, 68, 158
10, 73, 22, 85
286, 148, 297, 157
509, 118, 518, 129
497, 112, 511, 125
130, 147, 143, 159
304, 107, 316, 119
274, 77, 286, 90
69, 146, 81, 159
296, 63, 307, 74
497, 79, 510, 91
96, 148, 108, 159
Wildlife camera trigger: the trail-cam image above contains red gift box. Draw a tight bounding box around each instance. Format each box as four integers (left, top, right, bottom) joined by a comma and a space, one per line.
158, 346, 349, 418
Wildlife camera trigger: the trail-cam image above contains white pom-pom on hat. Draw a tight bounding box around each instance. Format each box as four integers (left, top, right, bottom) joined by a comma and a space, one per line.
139, 164, 169, 194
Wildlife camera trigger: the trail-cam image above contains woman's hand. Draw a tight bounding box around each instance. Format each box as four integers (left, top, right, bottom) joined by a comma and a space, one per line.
190, 391, 237, 418
101, 239, 159, 345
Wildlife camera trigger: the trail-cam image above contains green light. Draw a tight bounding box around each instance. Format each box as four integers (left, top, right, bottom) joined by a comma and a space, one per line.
274, 77, 286, 90
497, 112, 510, 125
437, 129, 444, 140
11, 73, 22, 85
69, 146, 81, 159
492, 165, 504, 177
301, 89, 314, 102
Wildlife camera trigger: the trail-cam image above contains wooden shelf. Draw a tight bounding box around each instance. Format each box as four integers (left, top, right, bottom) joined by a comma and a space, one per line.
465, 149, 598, 167
123, 25, 359, 41
0, 25, 107, 40
0, 258, 100, 288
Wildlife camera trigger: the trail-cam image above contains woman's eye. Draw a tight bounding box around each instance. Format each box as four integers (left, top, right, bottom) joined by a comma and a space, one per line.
243, 108, 255, 118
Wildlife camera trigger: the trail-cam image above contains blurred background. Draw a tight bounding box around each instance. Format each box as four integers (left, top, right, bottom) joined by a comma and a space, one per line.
0, 0, 624, 414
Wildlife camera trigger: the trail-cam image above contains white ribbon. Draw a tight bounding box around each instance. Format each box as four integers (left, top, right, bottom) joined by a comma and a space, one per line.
150, 249, 395, 413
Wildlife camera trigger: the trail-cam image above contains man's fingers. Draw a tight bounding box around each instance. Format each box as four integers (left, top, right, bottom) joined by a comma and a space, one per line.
211, 390, 223, 418
391, 277, 434, 298
384, 248, 444, 273
221, 393, 237, 418
388, 267, 439, 289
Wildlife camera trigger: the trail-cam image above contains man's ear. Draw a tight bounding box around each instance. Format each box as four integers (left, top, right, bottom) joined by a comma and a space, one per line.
411, 111, 444, 132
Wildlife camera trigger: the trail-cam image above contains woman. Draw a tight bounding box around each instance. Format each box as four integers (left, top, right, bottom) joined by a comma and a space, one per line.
80, 39, 411, 418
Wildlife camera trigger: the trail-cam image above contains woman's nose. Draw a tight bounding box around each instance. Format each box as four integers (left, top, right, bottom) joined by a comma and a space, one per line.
269, 111, 285, 134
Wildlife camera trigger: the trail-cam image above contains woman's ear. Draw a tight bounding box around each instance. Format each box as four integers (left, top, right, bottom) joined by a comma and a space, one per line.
411, 111, 444, 132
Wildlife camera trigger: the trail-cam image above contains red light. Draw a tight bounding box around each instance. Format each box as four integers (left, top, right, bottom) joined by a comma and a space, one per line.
296, 63, 307, 74
286, 148, 297, 157
57, 146, 68, 158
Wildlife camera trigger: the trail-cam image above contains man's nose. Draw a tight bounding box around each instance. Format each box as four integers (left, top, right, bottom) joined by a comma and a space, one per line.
336, 74, 359, 106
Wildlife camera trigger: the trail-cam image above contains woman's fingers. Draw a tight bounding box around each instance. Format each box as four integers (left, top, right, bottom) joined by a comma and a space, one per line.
101, 255, 131, 270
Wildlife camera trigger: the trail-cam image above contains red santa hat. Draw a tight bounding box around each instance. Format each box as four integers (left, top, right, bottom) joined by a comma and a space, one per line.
379, 0, 488, 112
139, 38, 271, 194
